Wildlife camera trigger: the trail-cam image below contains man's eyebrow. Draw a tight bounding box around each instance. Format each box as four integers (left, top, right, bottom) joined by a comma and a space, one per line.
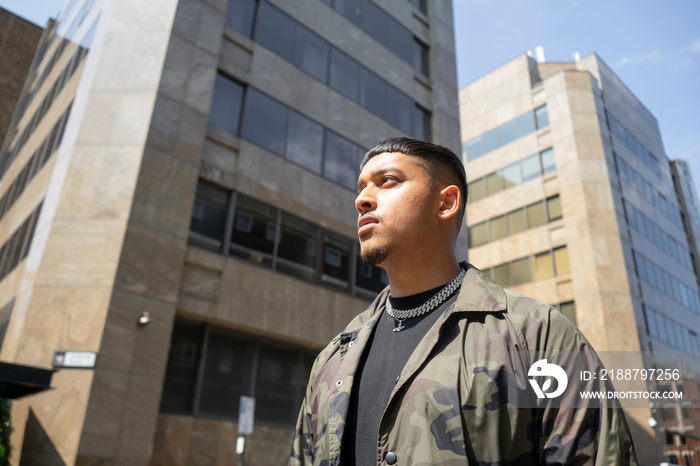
357, 166, 405, 192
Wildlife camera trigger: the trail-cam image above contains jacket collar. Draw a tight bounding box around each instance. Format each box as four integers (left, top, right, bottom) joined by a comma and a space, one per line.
341, 262, 506, 338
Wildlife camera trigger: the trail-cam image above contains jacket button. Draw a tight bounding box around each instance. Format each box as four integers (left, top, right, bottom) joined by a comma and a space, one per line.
385, 452, 397, 464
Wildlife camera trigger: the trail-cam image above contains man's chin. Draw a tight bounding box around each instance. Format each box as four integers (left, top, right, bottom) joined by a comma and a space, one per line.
360, 244, 392, 266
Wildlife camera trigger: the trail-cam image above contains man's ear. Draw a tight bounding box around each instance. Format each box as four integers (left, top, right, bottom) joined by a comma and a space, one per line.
437, 185, 461, 221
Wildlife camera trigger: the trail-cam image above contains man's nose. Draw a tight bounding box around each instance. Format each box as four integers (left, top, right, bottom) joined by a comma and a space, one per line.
355, 187, 376, 214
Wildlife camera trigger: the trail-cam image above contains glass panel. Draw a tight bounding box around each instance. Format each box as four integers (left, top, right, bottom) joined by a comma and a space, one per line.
499, 120, 516, 146
160, 320, 203, 413
255, 2, 295, 62
521, 154, 541, 181
413, 39, 429, 76
324, 131, 361, 190
482, 128, 498, 153
209, 74, 245, 134
255, 341, 300, 426
515, 111, 535, 136
512, 257, 532, 285
321, 231, 352, 289
361, 0, 388, 44
414, 106, 431, 141
540, 147, 555, 174
469, 222, 489, 247
199, 328, 255, 417
225, 0, 258, 38
554, 246, 570, 275
231, 194, 276, 266
387, 86, 413, 134
277, 213, 317, 281
547, 195, 562, 221
466, 137, 482, 161
387, 16, 412, 63
361, 68, 387, 119
527, 201, 547, 228
242, 89, 288, 155
535, 105, 549, 129
486, 172, 504, 196
190, 181, 228, 252
294, 25, 329, 82
470, 177, 485, 201
502, 163, 522, 188
493, 264, 511, 288
356, 254, 388, 292
507, 209, 526, 235
285, 111, 324, 173
560, 301, 577, 326
490, 215, 507, 241
334, 0, 362, 25
329, 48, 360, 101
533, 252, 553, 280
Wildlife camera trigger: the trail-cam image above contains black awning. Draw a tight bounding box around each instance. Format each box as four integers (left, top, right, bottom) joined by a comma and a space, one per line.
0, 361, 54, 399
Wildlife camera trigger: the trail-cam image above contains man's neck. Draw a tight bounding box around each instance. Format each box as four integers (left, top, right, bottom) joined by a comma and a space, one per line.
384, 255, 461, 298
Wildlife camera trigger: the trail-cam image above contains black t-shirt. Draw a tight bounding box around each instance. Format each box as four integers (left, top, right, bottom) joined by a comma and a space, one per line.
341, 283, 461, 465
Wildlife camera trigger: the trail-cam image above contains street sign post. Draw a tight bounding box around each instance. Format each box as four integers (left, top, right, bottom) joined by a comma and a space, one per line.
237, 396, 255, 466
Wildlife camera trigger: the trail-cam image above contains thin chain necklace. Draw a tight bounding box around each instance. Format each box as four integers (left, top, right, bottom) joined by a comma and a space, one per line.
386, 268, 466, 332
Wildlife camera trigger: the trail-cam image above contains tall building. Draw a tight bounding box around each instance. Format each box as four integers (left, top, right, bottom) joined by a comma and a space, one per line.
0, 7, 44, 148
0, 0, 460, 463
459, 52, 700, 464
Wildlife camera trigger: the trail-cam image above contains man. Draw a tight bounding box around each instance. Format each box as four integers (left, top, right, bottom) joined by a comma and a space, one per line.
289, 138, 637, 465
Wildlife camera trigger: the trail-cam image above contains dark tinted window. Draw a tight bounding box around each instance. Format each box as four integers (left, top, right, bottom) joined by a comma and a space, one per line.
362, 0, 388, 44
160, 320, 203, 413
334, 0, 362, 25
285, 111, 324, 173
208, 74, 245, 135
225, 0, 258, 37
388, 86, 413, 134
361, 68, 387, 119
255, 341, 302, 425
294, 25, 329, 82
190, 181, 228, 252
388, 16, 412, 63
277, 213, 317, 282
329, 48, 360, 101
414, 106, 431, 141
356, 254, 388, 292
231, 194, 277, 265
242, 89, 288, 155
324, 132, 361, 190
321, 232, 352, 289
256, 2, 295, 62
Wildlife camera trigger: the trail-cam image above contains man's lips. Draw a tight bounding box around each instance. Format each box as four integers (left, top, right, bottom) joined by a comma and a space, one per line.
358, 216, 378, 234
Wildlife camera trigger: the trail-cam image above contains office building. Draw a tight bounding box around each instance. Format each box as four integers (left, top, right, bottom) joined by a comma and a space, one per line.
459, 52, 700, 463
0, 7, 44, 148
0, 0, 460, 463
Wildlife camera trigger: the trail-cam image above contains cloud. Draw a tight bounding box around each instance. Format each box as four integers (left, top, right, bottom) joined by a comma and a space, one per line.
690, 38, 700, 53
615, 51, 662, 68
674, 58, 693, 72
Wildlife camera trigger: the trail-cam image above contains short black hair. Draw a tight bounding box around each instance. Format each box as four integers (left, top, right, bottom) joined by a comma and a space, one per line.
360, 137, 468, 225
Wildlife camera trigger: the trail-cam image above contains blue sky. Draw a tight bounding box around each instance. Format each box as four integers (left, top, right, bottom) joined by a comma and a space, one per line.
3, 0, 700, 193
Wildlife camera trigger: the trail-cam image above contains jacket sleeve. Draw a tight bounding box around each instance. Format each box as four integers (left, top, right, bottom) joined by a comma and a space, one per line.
289, 392, 312, 466
530, 306, 638, 465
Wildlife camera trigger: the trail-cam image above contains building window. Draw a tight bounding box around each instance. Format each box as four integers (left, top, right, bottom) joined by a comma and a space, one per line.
190, 181, 228, 252
535, 105, 549, 129
464, 106, 548, 161
329, 47, 361, 101
527, 201, 547, 228
324, 131, 363, 191
285, 111, 324, 174
242, 88, 289, 156
161, 319, 317, 427
387, 86, 413, 135
208, 74, 245, 135
361, 68, 387, 119
225, 0, 258, 37
188, 184, 387, 299
559, 301, 576, 326
480, 245, 570, 288
294, 25, 330, 82
468, 148, 556, 202
553, 246, 570, 275
255, 1, 295, 62
414, 105, 432, 142
533, 252, 553, 280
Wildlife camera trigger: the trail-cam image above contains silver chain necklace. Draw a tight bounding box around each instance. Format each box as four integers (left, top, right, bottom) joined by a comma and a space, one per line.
385, 268, 466, 332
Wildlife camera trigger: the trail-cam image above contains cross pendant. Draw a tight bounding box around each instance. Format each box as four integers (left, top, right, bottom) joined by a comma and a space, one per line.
393, 319, 405, 332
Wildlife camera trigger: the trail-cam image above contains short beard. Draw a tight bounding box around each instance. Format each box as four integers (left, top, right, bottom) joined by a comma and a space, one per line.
360, 245, 392, 266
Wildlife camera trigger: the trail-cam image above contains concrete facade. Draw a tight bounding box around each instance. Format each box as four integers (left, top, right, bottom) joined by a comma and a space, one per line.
0, 0, 460, 464
0, 8, 43, 148
460, 53, 700, 464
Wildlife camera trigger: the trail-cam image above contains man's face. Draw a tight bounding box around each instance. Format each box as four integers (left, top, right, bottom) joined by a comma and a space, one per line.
355, 152, 439, 266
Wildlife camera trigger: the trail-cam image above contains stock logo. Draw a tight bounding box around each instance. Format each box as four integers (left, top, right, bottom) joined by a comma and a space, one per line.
528, 359, 568, 399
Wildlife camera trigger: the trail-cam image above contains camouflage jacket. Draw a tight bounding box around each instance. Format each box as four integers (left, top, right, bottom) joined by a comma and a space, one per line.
289, 264, 637, 465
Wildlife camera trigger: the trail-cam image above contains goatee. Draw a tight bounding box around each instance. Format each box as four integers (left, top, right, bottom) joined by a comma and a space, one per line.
360, 245, 392, 265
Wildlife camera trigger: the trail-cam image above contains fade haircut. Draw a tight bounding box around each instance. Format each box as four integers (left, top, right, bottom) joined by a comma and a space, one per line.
360, 137, 468, 227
